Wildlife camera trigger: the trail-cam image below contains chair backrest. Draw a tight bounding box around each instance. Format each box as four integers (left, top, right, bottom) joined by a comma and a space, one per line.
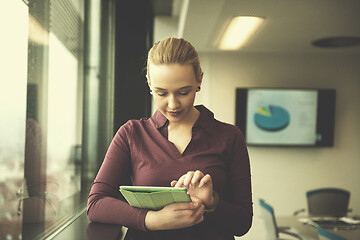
307, 188, 350, 217
259, 199, 278, 240
316, 225, 347, 240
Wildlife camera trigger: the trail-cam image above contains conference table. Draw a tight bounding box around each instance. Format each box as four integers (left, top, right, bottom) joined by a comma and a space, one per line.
50, 210, 360, 240
277, 216, 360, 240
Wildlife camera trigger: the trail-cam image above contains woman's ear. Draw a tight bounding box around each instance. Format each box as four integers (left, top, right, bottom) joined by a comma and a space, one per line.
146, 75, 151, 87
196, 72, 204, 91
147, 76, 153, 95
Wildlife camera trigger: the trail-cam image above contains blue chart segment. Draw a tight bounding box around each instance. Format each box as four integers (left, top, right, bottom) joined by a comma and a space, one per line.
254, 105, 290, 131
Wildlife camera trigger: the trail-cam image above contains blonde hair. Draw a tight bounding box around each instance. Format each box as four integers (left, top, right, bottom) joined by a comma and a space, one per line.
147, 37, 202, 82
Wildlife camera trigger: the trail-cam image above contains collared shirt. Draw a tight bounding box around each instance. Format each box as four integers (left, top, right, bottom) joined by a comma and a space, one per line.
87, 105, 253, 240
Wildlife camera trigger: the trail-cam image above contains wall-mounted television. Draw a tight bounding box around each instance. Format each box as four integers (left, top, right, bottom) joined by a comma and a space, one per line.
235, 88, 336, 147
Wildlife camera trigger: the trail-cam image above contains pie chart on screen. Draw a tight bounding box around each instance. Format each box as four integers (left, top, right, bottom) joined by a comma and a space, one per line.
254, 105, 290, 131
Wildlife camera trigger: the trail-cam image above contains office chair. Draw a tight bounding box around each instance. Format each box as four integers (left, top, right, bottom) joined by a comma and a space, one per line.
259, 199, 302, 240
316, 225, 347, 240
259, 199, 278, 240
307, 188, 350, 217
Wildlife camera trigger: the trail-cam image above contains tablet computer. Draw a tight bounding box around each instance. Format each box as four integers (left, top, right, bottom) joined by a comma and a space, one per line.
119, 186, 191, 210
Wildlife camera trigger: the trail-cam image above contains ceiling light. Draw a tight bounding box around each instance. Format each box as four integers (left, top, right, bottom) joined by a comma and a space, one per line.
218, 16, 264, 50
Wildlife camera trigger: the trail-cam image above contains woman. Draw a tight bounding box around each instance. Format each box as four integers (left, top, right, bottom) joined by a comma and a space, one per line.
87, 37, 253, 239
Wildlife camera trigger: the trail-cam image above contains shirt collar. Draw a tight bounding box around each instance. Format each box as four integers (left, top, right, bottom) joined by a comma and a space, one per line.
194, 105, 215, 135
151, 105, 216, 134
151, 109, 168, 129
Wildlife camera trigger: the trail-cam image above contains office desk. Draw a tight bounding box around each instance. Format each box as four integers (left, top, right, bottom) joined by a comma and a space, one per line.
277, 216, 360, 240
50, 212, 360, 240
52, 210, 126, 240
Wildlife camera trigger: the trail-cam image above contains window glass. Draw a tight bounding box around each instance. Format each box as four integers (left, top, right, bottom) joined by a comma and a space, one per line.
1, 0, 87, 238
24, 0, 85, 238
1, 0, 115, 238
0, 1, 28, 239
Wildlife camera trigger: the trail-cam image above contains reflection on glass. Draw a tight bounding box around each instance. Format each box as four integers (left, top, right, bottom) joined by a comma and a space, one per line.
1, 0, 85, 238
23, 0, 85, 238
1, 0, 114, 238
47, 31, 82, 203
0, 0, 28, 239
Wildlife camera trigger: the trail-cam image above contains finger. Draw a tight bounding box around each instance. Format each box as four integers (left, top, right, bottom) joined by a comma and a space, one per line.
191, 170, 204, 186
196, 202, 205, 215
174, 175, 186, 188
199, 174, 212, 188
183, 171, 195, 187
170, 180, 177, 187
196, 215, 204, 224
192, 203, 205, 223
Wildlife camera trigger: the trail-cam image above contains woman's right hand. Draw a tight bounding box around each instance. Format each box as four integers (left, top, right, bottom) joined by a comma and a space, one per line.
144, 197, 205, 230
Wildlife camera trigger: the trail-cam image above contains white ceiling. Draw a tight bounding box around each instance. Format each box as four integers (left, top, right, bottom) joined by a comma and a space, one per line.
161, 0, 360, 54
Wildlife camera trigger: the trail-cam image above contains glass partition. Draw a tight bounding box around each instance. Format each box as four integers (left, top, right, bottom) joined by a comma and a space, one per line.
0, 0, 115, 238
0, 1, 28, 239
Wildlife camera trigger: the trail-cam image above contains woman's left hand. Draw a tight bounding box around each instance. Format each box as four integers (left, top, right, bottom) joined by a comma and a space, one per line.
171, 170, 215, 208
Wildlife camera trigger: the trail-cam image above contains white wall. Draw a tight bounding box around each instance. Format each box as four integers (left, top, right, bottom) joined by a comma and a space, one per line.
197, 51, 360, 219
152, 13, 360, 239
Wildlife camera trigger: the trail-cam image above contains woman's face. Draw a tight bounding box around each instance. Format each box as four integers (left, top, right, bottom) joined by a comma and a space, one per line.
148, 63, 201, 124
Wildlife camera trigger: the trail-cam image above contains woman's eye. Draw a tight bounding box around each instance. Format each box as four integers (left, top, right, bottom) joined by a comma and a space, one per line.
156, 92, 167, 96
178, 92, 190, 96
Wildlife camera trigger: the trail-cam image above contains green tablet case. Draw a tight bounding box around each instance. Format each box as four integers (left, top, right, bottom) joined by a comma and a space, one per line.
119, 186, 191, 210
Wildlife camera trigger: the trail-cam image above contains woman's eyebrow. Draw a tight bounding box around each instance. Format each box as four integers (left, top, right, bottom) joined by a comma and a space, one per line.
153, 86, 193, 91
178, 86, 193, 90
153, 87, 166, 91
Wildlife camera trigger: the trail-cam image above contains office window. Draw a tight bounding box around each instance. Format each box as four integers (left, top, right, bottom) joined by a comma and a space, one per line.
22, 0, 86, 238
0, 1, 28, 239
0, 0, 115, 238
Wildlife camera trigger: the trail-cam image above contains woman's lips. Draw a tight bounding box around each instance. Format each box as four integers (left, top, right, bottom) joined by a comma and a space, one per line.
168, 111, 181, 117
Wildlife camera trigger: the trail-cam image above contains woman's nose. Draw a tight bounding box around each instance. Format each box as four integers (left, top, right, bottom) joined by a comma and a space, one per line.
168, 94, 180, 109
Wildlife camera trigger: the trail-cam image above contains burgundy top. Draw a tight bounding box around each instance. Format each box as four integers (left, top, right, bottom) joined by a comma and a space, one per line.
87, 105, 253, 240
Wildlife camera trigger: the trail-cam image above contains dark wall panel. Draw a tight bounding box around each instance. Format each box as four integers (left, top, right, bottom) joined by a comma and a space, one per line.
114, 0, 153, 133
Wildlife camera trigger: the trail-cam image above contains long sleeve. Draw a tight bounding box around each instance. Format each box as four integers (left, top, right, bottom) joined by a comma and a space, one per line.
204, 127, 253, 237
87, 123, 149, 231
